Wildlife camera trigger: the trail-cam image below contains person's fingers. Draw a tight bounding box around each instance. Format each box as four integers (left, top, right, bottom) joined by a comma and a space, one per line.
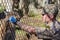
27, 27, 35, 33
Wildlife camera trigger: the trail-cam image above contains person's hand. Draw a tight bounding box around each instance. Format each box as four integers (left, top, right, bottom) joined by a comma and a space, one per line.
25, 26, 35, 33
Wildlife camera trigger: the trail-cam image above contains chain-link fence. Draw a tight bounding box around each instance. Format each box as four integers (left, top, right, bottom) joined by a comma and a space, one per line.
0, 0, 33, 40
0, 0, 22, 40
0, 0, 13, 12
0, 0, 60, 40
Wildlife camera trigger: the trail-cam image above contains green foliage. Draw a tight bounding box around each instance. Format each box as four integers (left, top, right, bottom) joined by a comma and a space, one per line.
28, 11, 37, 17
0, 6, 5, 13
16, 30, 26, 36
20, 14, 50, 29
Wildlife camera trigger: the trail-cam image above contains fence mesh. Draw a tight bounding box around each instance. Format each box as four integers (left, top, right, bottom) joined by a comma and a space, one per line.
0, 0, 35, 40
0, 0, 60, 40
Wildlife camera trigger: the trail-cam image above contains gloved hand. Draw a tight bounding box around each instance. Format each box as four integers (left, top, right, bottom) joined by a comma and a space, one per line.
9, 16, 17, 24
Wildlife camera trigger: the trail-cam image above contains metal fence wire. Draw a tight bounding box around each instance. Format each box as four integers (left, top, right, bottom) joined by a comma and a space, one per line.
0, 0, 34, 40
0, 0, 27, 40
0, 0, 13, 12
0, 0, 60, 40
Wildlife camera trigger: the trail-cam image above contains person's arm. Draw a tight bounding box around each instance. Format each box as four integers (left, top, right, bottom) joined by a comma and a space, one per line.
8, 16, 36, 33
9, 16, 53, 39
16, 21, 36, 33
8, 16, 47, 33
